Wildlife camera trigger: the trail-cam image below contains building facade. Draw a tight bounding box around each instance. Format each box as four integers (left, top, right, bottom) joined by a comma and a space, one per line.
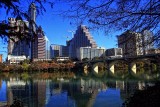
7, 55, 26, 64
45, 36, 50, 59
50, 44, 69, 58
117, 30, 153, 57
32, 27, 46, 59
69, 25, 97, 59
76, 47, 105, 60
142, 30, 154, 54
146, 48, 160, 54
106, 48, 123, 58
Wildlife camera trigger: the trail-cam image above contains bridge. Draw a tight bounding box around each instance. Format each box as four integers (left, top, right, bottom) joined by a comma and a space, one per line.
76, 54, 160, 77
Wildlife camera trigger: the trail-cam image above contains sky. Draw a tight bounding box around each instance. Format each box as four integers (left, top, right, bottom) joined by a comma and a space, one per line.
0, 2, 120, 61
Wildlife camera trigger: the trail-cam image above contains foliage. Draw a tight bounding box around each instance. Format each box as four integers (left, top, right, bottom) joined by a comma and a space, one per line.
21, 59, 30, 64
82, 58, 89, 61
21, 62, 29, 71
21, 72, 29, 80
28, 62, 39, 71
65, 63, 75, 69
10, 98, 23, 107
49, 61, 60, 70
92, 56, 100, 61
0, 63, 5, 72
0, 0, 54, 43
152, 63, 157, 71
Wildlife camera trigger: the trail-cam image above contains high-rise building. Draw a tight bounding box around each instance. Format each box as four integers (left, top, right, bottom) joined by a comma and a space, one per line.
117, 30, 153, 57
32, 26, 46, 59
69, 25, 97, 58
28, 2, 36, 32
28, 3, 46, 60
28, 3, 37, 60
8, 18, 30, 57
50, 44, 69, 58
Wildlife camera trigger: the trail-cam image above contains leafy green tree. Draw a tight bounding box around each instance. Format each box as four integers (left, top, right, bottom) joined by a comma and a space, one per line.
21, 62, 29, 71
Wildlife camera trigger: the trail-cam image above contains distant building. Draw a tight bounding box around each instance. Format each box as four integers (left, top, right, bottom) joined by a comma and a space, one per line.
106, 48, 123, 58
56, 57, 70, 62
76, 47, 105, 60
0, 54, 2, 63
7, 55, 26, 64
50, 44, 69, 58
117, 30, 153, 57
146, 48, 160, 54
69, 25, 97, 59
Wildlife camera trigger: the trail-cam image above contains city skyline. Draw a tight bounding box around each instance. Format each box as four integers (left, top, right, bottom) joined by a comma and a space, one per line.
0, 3, 118, 61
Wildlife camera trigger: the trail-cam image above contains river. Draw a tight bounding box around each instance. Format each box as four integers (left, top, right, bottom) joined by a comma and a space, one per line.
0, 72, 157, 107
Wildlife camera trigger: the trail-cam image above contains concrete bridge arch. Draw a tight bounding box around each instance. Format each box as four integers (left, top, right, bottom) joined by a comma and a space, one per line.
130, 58, 156, 74
82, 63, 91, 75
109, 60, 128, 76
92, 62, 106, 75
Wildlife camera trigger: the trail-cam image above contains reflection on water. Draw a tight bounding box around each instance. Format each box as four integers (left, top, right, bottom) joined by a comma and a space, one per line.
0, 75, 155, 107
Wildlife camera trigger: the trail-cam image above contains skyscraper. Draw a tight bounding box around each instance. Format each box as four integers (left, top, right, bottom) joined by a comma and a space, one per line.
28, 3, 46, 60
69, 25, 97, 58
28, 3, 37, 60
28, 2, 36, 33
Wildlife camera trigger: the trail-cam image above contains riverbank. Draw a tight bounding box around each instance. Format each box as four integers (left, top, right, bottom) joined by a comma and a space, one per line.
0, 60, 75, 72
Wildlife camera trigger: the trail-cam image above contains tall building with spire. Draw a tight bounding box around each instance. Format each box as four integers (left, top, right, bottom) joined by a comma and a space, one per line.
28, 3, 37, 60
69, 25, 97, 58
28, 3, 46, 60
28, 2, 36, 32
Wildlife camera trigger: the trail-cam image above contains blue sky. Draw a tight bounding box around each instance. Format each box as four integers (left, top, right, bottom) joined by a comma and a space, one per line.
0, 2, 120, 61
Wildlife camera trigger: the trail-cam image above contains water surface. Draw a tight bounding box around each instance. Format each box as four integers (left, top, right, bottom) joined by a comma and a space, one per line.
0, 73, 154, 107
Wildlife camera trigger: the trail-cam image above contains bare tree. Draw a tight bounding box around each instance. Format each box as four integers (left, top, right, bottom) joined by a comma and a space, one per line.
55, 0, 160, 47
